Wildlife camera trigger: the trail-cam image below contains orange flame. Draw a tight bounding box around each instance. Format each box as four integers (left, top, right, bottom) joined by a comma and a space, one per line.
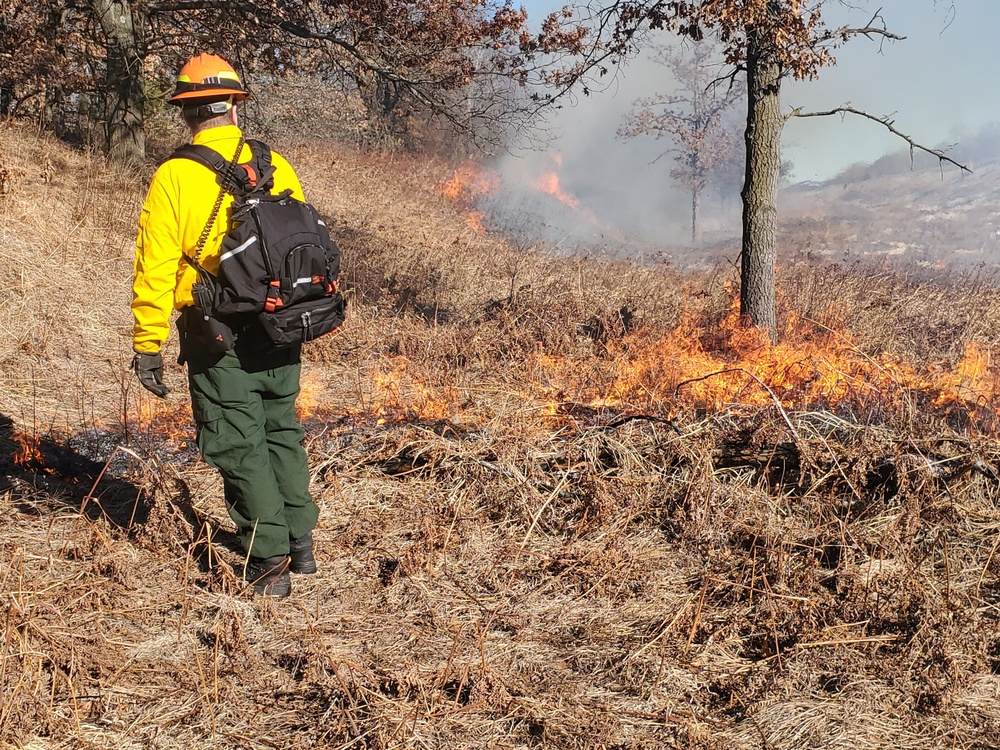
534, 171, 580, 209
527, 290, 999, 429
441, 164, 499, 203
298, 371, 323, 420
933, 341, 998, 408
441, 164, 499, 235
12, 431, 43, 468
369, 357, 455, 421
465, 210, 488, 234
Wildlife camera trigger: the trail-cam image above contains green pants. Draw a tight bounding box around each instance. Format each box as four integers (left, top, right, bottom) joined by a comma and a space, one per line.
186, 344, 318, 560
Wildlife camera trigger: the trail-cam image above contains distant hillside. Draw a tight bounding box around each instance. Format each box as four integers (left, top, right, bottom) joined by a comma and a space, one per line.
781, 124, 1000, 271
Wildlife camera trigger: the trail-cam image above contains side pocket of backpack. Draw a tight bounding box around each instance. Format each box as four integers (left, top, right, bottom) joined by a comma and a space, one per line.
258, 293, 346, 348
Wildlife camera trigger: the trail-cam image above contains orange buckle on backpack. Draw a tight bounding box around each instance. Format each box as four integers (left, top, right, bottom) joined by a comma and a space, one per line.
241, 164, 258, 187
264, 279, 283, 313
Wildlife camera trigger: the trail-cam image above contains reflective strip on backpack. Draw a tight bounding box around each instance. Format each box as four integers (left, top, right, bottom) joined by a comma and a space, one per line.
219, 235, 258, 263
292, 277, 316, 288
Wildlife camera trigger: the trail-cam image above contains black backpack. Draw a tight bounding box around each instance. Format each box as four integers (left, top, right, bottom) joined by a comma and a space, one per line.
171, 138, 345, 349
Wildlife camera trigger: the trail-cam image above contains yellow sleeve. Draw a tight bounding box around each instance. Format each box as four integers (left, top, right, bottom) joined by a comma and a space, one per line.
132, 168, 182, 354
271, 151, 305, 202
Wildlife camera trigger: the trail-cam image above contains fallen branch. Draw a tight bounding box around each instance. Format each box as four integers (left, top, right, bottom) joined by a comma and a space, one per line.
675, 368, 804, 447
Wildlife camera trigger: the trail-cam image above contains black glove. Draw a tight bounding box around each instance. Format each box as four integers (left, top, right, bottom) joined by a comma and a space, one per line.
132, 351, 169, 398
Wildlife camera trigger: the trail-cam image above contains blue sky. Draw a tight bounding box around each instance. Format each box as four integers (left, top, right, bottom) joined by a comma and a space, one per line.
510, 0, 1000, 182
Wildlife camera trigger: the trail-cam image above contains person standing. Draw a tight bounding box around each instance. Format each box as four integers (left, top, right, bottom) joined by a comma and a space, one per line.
130, 53, 318, 597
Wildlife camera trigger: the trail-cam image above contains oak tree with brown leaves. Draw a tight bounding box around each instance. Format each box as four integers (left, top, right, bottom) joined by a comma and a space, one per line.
528, 0, 969, 339
1, 0, 533, 164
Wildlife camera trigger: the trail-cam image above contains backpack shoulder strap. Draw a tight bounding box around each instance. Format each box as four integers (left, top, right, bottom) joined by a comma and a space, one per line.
244, 139, 277, 193
169, 144, 230, 175
169, 143, 251, 194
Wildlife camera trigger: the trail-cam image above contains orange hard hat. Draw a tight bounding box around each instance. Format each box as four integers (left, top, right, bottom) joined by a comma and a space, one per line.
168, 53, 250, 105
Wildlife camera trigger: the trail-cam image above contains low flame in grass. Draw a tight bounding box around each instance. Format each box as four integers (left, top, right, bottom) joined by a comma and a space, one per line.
528, 291, 999, 428
441, 164, 500, 234
531, 153, 616, 234
368, 357, 455, 421
465, 210, 488, 234
933, 341, 998, 408
297, 370, 323, 420
134, 398, 194, 447
441, 164, 499, 203
13, 431, 44, 469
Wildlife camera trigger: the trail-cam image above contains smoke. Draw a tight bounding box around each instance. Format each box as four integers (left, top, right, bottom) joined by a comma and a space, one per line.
481, 38, 744, 260
474, 0, 1000, 272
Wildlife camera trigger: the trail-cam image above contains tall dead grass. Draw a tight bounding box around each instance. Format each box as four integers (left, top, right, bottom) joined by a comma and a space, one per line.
2, 119, 1000, 750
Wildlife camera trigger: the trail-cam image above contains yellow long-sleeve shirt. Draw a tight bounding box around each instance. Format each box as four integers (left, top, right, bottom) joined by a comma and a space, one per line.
131, 125, 305, 354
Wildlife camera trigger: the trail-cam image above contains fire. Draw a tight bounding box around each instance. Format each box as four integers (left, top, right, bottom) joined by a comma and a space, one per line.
441, 164, 499, 203
933, 341, 998, 408
12, 431, 44, 469
133, 398, 195, 448
524, 291, 999, 429
465, 210, 488, 234
369, 357, 455, 421
298, 370, 323, 420
534, 171, 580, 209
440, 163, 500, 235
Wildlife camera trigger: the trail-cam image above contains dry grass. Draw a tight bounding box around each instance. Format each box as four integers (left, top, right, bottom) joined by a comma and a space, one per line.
2, 119, 1000, 749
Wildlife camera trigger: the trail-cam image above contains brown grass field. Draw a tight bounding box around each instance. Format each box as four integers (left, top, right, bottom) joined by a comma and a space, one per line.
2, 117, 1000, 749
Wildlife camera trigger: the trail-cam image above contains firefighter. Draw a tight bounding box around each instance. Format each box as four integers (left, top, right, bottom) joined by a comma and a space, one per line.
130, 54, 319, 597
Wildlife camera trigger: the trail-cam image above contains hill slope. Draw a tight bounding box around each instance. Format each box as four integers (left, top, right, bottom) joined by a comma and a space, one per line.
2, 123, 1000, 750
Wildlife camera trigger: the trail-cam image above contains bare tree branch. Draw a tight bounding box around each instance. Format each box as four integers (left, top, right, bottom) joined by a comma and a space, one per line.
789, 105, 971, 174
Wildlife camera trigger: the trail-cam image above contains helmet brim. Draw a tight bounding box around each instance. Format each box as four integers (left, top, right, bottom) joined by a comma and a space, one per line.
168, 88, 251, 105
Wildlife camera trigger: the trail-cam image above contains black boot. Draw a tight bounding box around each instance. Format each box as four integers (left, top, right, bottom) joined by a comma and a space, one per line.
289, 531, 317, 574
245, 555, 291, 597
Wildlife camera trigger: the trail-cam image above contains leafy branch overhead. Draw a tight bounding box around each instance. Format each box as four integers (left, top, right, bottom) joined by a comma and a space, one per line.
1, 0, 541, 159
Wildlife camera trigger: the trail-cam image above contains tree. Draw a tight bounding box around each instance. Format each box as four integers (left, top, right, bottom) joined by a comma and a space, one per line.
618, 42, 744, 245
527, 0, 969, 340
1, 0, 534, 163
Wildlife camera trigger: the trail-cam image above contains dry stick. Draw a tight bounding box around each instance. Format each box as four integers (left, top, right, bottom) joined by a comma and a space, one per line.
943, 534, 952, 608
975, 534, 1000, 599
630, 592, 697, 661
684, 581, 708, 657
0, 588, 21, 731
707, 576, 810, 602
675, 368, 804, 448
78, 444, 147, 519
439, 485, 466, 575
791, 106, 972, 174
512, 471, 574, 565
193, 648, 219, 746
435, 626, 465, 702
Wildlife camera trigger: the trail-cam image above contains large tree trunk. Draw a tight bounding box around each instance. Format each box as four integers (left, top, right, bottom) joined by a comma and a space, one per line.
90, 0, 146, 164
740, 28, 783, 341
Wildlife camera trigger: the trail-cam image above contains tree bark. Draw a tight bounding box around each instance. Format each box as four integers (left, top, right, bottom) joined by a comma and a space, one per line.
90, 0, 146, 164
740, 27, 783, 341
691, 186, 701, 245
